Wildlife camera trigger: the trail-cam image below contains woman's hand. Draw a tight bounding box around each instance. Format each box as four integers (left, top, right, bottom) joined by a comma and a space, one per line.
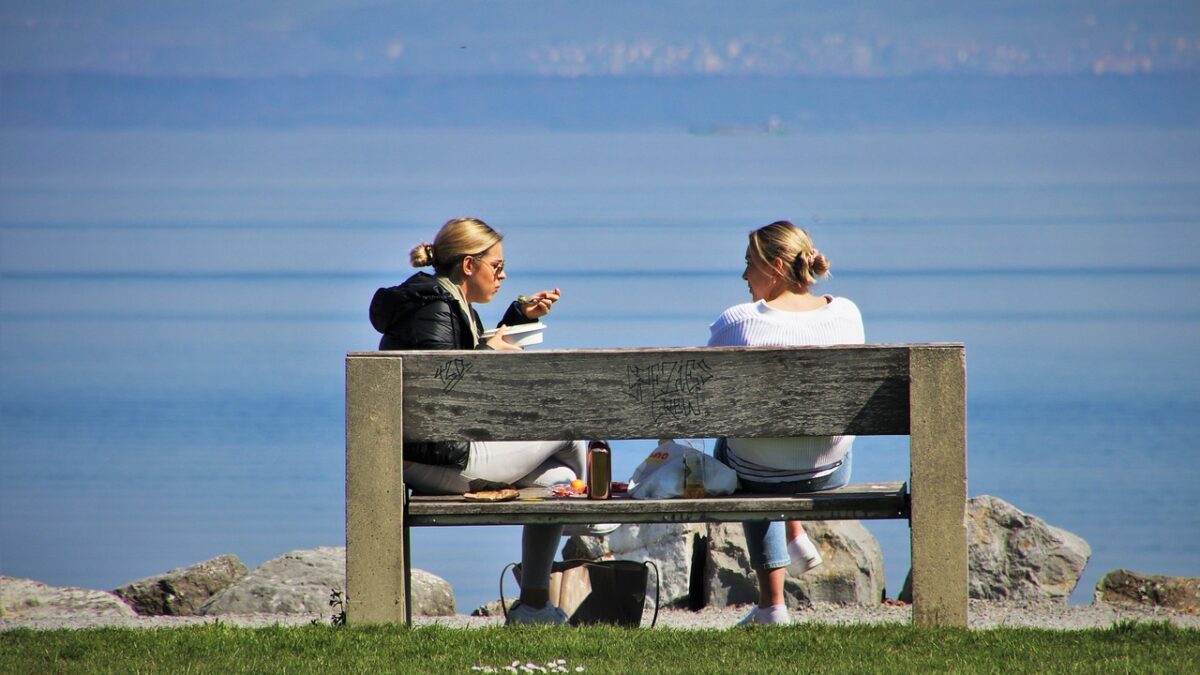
521, 288, 561, 320
485, 325, 522, 351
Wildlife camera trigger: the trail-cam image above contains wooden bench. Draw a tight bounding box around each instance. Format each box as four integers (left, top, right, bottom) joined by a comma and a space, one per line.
345, 344, 967, 627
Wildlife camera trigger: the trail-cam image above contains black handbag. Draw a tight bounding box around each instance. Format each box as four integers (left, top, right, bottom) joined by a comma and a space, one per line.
502, 559, 661, 627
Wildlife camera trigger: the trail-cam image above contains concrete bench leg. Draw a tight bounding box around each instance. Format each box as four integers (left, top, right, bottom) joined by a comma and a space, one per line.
909, 347, 969, 628
346, 356, 408, 624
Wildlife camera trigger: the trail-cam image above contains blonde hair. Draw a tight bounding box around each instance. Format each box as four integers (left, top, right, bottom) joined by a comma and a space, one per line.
748, 220, 830, 288
410, 217, 503, 275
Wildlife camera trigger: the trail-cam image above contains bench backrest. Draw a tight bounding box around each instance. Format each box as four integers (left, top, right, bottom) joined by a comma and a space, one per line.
345, 344, 961, 442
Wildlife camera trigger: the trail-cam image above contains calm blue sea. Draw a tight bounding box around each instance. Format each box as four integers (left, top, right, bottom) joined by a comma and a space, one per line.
2, 127, 1198, 612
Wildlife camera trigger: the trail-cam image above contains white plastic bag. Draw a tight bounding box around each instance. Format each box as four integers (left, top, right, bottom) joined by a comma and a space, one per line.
627, 440, 738, 499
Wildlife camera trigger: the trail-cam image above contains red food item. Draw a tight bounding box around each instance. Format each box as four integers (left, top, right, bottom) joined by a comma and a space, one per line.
549, 484, 576, 497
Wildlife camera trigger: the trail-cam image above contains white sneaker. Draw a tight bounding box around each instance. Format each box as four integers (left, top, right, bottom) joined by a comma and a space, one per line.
793, 550, 822, 573
737, 604, 792, 626
505, 601, 569, 626
562, 523, 621, 537
788, 537, 823, 573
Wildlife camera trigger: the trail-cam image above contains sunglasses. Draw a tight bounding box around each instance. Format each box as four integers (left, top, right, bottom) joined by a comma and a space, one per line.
469, 255, 505, 275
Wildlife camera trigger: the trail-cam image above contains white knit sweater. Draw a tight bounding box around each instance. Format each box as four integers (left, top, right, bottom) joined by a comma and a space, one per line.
707, 297, 865, 482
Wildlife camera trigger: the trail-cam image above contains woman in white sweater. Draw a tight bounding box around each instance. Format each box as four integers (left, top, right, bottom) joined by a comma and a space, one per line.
707, 220, 865, 626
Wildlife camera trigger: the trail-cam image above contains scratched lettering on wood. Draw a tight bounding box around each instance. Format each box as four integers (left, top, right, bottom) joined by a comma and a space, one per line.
625, 359, 714, 422
434, 358, 473, 392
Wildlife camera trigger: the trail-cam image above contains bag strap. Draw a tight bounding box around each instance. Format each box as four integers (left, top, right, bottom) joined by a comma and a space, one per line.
644, 559, 661, 628
499, 561, 518, 622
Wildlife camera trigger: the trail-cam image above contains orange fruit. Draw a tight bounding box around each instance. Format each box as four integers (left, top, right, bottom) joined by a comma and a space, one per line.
570, 479, 587, 494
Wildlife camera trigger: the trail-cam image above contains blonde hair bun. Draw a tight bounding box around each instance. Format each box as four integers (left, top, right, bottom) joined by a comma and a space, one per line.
809, 251, 830, 278
409, 242, 436, 268
751, 220, 831, 289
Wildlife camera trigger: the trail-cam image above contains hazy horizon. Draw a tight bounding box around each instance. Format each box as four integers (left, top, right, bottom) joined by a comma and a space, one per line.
3, 1, 1199, 79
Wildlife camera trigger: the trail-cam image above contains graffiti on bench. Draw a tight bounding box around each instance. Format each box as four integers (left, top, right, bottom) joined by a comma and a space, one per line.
625, 359, 714, 423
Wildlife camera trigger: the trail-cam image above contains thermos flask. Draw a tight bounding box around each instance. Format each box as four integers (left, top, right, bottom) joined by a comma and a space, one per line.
587, 441, 612, 500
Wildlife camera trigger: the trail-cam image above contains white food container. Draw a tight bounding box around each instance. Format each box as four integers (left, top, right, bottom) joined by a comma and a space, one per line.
482, 322, 546, 347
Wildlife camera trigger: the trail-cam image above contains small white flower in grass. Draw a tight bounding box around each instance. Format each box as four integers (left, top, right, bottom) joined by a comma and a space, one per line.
576, 667, 586, 672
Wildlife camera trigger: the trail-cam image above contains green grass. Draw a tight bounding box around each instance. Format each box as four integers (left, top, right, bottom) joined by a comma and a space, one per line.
2, 621, 1197, 674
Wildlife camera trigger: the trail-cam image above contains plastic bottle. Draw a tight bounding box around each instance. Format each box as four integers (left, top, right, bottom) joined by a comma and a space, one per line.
683, 452, 706, 498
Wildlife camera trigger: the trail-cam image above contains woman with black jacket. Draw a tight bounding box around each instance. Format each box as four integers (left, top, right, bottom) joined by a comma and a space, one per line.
369, 216, 597, 625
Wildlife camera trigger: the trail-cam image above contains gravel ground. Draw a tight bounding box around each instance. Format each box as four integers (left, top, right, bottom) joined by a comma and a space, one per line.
3, 601, 1197, 632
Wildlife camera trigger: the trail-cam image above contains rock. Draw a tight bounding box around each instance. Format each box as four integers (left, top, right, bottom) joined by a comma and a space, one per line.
1095, 569, 1200, 612
562, 523, 700, 607
472, 598, 518, 617
409, 568, 456, 616
1, 576, 137, 619
899, 495, 1091, 603
702, 520, 885, 608
198, 546, 455, 616
113, 554, 248, 616
560, 533, 611, 562
198, 547, 343, 616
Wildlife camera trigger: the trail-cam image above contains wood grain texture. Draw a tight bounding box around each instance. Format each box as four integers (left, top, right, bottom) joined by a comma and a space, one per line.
407, 482, 908, 526
348, 345, 919, 441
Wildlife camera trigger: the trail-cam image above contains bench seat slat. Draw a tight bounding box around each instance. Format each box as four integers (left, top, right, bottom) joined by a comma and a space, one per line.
407, 481, 908, 526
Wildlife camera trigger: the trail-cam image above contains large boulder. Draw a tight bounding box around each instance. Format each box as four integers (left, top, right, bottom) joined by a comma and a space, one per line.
562, 523, 700, 607
113, 554, 248, 616
900, 495, 1091, 602
408, 568, 456, 616
1, 576, 137, 619
703, 520, 885, 608
1095, 569, 1200, 612
199, 547, 455, 616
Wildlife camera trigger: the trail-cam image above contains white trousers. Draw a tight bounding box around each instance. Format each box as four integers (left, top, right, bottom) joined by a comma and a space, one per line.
403, 440, 586, 494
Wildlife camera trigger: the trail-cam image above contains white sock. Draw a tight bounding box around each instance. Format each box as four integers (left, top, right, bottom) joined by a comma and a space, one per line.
788, 532, 820, 561
756, 604, 792, 625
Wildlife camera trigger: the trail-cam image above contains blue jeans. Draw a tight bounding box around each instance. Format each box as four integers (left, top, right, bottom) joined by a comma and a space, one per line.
713, 439, 852, 570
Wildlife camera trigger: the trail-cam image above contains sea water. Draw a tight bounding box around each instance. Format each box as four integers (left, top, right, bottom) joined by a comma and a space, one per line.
2, 127, 1198, 612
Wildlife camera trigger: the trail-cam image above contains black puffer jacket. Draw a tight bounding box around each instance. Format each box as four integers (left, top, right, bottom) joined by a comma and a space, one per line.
369, 271, 532, 467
